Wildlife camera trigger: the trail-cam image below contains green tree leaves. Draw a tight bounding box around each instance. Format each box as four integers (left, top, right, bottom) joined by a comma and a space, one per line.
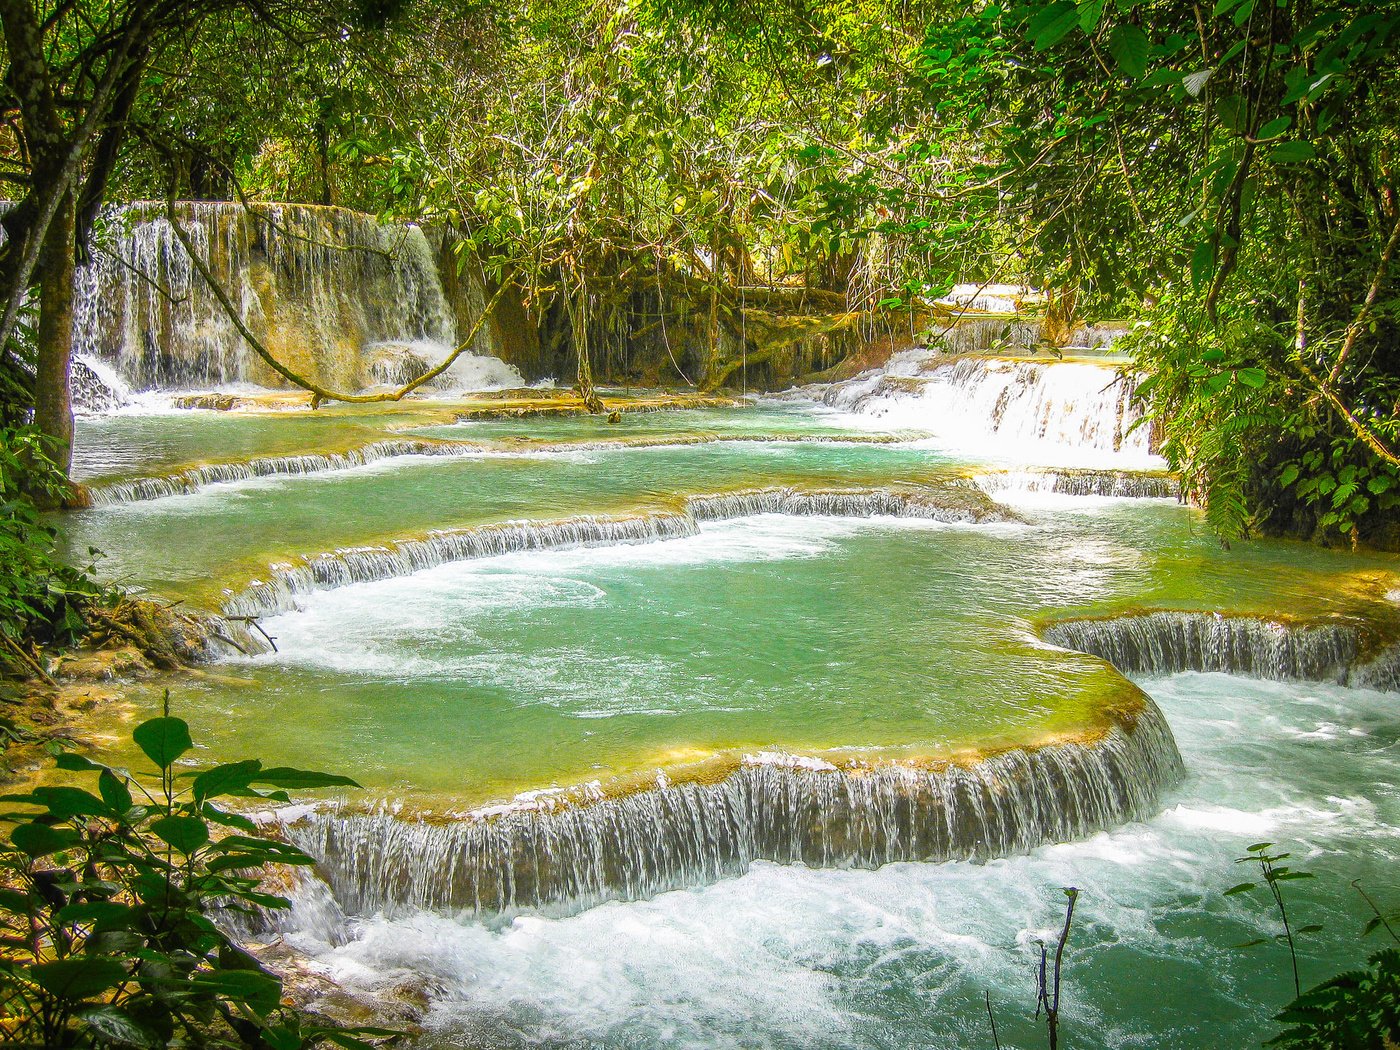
0, 710, 376, 1048
1108, 24, 1150, 78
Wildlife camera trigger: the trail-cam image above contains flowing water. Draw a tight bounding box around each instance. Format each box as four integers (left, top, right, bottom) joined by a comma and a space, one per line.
63, 349, 1400, 1048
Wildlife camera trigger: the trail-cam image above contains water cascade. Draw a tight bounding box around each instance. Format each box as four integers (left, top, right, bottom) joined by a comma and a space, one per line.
87, 439, 480, 505
974, 468, 1178, 500
73, 202, 522, 392
1042, 611, 1400, 690
283, 701, 1183, 918
823, 356, 1151, 460
82, 433, 902, 506
219, 484, 1017, 628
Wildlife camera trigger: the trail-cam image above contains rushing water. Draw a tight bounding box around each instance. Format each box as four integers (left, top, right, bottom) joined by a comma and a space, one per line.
63, 354, 1400, 1048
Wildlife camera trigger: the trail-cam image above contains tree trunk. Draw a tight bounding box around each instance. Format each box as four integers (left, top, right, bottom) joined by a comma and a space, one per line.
34, 190, 75, 479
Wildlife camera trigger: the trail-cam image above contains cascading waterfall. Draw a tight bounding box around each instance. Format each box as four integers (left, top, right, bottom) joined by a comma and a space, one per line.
281, 702, 1183, 918
83, 434, 901, 506
1041, 611, 1400, 690
72, 201, 522, 392
71, 354, 132, 412
87, 439, 479, 505
824, 356, 1151, 459
975, 469, 1179, 499
217, 485, 1018, 629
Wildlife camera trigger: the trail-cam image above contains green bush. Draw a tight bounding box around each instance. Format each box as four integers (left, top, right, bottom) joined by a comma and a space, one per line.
0, 427, 107, 662
0, 701, 396, 1048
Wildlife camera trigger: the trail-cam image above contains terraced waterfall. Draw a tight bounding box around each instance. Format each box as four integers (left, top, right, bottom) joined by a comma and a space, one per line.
64, 290, 1400, 1046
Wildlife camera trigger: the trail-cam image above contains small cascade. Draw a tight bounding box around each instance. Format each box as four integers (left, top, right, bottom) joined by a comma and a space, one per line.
823, 356, 1151, 460
685, 485, 1006, 524
222, 513, 696, 621
218, 485, 1017, 628
71, 354, 131, 413
975, 469, 1179, 500
73, 202, 522, 392
84, 434, 907, 506
931, 318, 1127, 355
87, 439, 482, 505
283, 703, 1183, 918
1041, 611, 1400, 689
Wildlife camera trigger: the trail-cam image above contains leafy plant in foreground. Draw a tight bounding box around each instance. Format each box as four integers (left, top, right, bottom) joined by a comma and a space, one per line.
0, 427, 109, 674
0, 699, 394, 1048
1228, 841, 1400, 1046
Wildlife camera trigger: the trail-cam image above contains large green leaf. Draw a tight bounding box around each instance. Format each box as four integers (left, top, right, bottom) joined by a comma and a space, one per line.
27, 958, 129, 1000
149, 815, 210, 854
1108, 24, 1149, 78
1268, 141, 1316, 164
74, 1005, 161, 1049
1028, 2, 1080, 50
191, 759, 262, 802
132, 717, 192, 769
11, 821, 79, 857
252, 768, 361, 790
191, 968, 282, 1014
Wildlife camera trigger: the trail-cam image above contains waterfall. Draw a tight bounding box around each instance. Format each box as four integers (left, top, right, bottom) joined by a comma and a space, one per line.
222, 513, 697, 621
86, 439, 483, 505
1041, 611, 1400, 690
975, 469, 1179, 500
83, 434, 901, 506
280, 701, 1183, 919
72, 202, 522, 392
823, 356, 1151, 460
217, 485, 1019, 628
71, 354, 131, 413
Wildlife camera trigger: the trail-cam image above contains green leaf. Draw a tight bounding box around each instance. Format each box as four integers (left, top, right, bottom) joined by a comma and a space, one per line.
132, 717, 192, 769
1077, 0, 1106, 33
98, 769, 133, 814
190, 969, 282, 1014
55, 901, 134, 928
74, 1004, 160, 1048
1247, 842, 1273, 852
27, 957, 129, 1000
251, 768, 360, 791
1191, 241, 1216, 289
1028, 1, 1080, 49
1257, 116, 1292, 139
1236, 367, 1266, 388
11, 822, 78, 857
1108, 24, 1150, 78
1279, 464, 1300, 487
1269, 141, 1317, 164
24, 787, 110, 819
149, 815, 209, 854
1224, 882, 1257, 896
192, 760, 262, 802
54, 753, 106, 773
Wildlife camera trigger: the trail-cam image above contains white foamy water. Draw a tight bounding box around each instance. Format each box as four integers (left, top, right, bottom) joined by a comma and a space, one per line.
281, 672, 1400, 1048
820, 354, 1163, 470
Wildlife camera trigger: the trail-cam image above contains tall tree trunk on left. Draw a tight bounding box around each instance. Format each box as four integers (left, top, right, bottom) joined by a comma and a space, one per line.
34, 191, 75, 481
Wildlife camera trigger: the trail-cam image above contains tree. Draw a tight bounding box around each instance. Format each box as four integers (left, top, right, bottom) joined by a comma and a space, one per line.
0, 0, 408, 481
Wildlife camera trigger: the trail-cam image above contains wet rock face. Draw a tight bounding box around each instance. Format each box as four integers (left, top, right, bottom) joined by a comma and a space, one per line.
53, 646, 153, 682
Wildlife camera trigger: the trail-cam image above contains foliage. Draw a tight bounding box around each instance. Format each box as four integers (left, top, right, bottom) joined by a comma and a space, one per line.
1269, 949, 1400, 1048
879, 0, 1400, 545
0, 428, 107, 665
1225, 842, 1400, 1047
0, 702, 391, 1048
